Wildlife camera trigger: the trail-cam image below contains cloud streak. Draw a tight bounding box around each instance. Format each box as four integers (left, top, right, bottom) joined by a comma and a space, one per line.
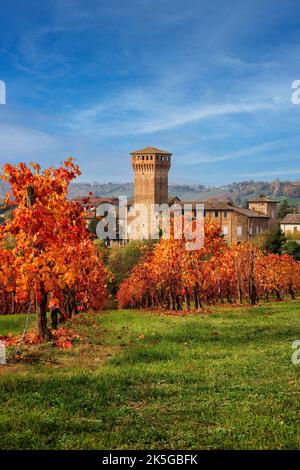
68, 93, 277, 136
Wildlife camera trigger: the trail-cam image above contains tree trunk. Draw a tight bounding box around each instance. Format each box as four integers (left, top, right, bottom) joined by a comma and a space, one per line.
249, 248, 257, 305
194, 283, 202, 310
176, 295, 182, 311
51, 308, 60, 329
186, 290, 191, 311
37, 286, 52, 341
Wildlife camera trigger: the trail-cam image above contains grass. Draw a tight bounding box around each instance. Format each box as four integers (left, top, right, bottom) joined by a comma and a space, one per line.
0, 301, 300, 449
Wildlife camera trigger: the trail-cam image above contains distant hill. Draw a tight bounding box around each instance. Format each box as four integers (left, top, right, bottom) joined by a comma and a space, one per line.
0, 180, 9, 200
67, 179, 300, 204
2, 179, 300, 204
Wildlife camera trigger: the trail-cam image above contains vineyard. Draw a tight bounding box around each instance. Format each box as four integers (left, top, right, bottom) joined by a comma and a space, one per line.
1, 159, 300, 345
0, 162, 299, 450
0, 160, 107, 340
117, 223, 300, 310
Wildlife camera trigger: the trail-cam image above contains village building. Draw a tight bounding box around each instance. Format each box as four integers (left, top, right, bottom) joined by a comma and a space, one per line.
74, 146, 278, 245
280, 214, 300, 234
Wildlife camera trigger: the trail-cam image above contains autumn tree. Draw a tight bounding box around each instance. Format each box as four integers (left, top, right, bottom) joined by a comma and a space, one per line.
117, 223, 300, 311
1, 159, 107, 340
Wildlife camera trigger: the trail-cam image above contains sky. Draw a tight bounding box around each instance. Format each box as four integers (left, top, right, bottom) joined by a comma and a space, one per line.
0, 0, 300, 185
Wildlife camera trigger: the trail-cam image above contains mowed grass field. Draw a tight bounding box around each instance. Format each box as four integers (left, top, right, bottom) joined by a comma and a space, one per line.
0, 301, 300, 450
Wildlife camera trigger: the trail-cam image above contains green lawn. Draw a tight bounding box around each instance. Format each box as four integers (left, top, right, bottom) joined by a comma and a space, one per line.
0, 301, 300, 449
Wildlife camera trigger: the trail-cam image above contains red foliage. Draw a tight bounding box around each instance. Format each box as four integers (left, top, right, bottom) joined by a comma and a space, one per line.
0, 327, 81, 349
117, 223, 300, 310
0, 159, 107, 339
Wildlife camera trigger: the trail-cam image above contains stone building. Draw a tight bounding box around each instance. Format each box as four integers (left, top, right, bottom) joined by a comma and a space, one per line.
130, 146, 171, 207
75, 145, 278, 245
280, 214, 300, 234
127, 146, 277, 244
247, 198, 278, 229
173, 199, 270, 244
72, 196, 119, 223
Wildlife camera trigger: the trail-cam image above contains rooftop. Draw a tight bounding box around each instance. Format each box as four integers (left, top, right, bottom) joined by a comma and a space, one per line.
130, 146, 172, 156
281, 214, 300, 224
247, 197, 278, 203
173, 199, 269, 218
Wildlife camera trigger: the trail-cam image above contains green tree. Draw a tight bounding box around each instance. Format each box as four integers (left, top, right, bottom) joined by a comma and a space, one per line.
93, 238, 109, 264
88, 215, 99, 236
107, 240, 155, 294
277, 199, 295, 221
263, 227, 286, 254
283, 239, 300, 260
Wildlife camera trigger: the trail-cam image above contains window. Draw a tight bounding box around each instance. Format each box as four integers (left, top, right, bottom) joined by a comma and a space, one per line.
223, 225, 228, 235
223, 211, 227, 218
294, 226, 298, 232
215, 211, 219, 217
237, 226, 242, 237
249, 226, 253, 236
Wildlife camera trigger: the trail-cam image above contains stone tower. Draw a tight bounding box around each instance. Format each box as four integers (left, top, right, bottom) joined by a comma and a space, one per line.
248, 197, 278, 229
130, 146, 172, 208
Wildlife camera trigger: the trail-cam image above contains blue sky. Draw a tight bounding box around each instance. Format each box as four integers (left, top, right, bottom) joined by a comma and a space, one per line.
0, 0, 300, 185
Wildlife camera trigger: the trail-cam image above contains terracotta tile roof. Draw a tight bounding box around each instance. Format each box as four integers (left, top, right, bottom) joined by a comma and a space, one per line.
173, 199, 269, 217
281, 214, 300, 224
233, 206, 269, 218
174, 200, 232, 210
247, 197, 278, 203
130, 146, 172, 155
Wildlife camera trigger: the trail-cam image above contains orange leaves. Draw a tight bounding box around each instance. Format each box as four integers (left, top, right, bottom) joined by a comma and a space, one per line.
1, 327, 81, 349
48, 297, 60, 309
30, 162, 41, 173
0, 331, 39, 347
117, 222, 226, 310
52, 327, 81, 349
0, 159, 107, 326
117, 226, 300, 311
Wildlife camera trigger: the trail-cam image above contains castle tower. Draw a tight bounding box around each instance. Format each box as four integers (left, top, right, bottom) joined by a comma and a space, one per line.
130, 146, 172, 207
248, 198, 278, 229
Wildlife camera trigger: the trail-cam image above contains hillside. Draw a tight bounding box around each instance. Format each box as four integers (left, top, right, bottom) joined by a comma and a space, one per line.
67, 179, 300, 204
1, 179, 300, 204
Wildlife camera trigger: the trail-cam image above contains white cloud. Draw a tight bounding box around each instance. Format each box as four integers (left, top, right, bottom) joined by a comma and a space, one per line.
68, 91, 276, 136
0, 124, 64, 162
180, 139, 300, 165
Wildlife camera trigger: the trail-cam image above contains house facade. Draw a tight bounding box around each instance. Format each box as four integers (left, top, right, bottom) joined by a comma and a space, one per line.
75, 146, 278, 245
281, 214, 300, 234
